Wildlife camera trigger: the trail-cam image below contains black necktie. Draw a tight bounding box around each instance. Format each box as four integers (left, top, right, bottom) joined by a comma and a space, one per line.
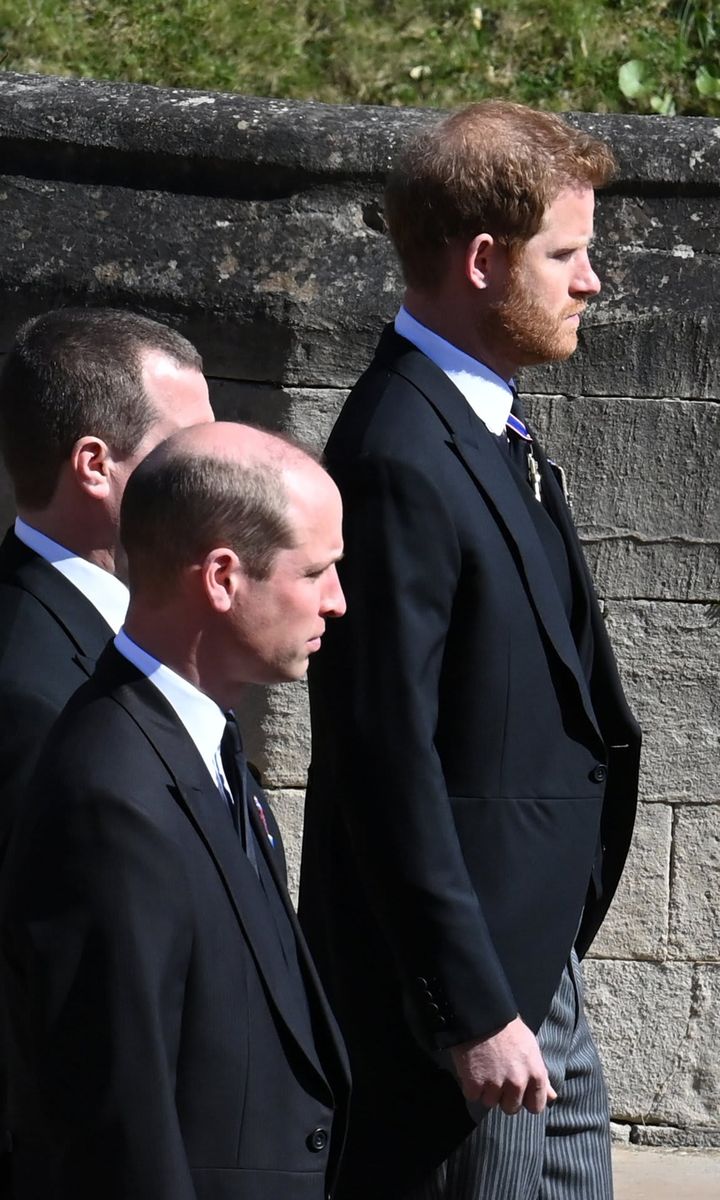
220, 714, 259, 873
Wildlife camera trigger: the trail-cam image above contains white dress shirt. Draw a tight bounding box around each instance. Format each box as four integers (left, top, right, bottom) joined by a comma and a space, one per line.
14, 516, 129, 634
114, 627, 232, 803
395, 306, 515, 436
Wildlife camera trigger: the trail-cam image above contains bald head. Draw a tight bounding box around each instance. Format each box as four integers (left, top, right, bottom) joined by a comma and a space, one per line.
120, 421, 325, 598
144, 420, 316, 484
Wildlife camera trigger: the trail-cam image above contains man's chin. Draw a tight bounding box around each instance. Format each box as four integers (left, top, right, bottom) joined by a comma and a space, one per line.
276, 657, 310, 684
553, 333, 579, 361
530, 326, 580, 366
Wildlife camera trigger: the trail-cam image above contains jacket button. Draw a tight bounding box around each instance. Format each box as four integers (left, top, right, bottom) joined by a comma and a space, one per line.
307, 1128, 328, 1152
591, 764, 608, 783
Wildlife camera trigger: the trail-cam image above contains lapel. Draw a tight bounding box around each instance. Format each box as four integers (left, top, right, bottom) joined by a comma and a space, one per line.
0, 528, 113, 673
91, 645, 332, 1092
526, 443, 640, 741
244, 774, 352, 1084
377, 331, 604, 752
521, 429, 596, 669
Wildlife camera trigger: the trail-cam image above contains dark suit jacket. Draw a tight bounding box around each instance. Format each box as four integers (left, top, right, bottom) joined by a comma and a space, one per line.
0, 646, 350, 1200
0, 528, 113, 861
299, 328, 640, 1195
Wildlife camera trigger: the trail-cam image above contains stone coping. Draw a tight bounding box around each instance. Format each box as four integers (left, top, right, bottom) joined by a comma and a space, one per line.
0, 71, 719, 194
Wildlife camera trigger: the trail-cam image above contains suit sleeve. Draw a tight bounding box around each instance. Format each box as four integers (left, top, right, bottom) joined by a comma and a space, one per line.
2, 779, 198, 1200
308, 453, 518, 1046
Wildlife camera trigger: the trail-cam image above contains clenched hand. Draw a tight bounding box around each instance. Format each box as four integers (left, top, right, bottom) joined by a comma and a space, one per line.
450, 1016, 557, 1116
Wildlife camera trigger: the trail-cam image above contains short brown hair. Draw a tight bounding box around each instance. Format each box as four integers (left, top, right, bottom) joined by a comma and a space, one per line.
385, 101, 617, 290
0, 307, 203, 509
120, 444, 297, 598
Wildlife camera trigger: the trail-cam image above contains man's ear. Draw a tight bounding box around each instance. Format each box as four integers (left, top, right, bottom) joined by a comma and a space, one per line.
70, 436, 113, 500
464, 233, 504, 291
203, 547, 243, 614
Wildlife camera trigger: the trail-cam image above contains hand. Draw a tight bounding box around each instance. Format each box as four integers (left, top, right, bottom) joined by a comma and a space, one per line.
449, 1016, 557, 1116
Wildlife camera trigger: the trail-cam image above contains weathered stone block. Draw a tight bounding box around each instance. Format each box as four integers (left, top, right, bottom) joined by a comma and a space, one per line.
520, 311, 720, 401
610, 1122, 631, 1144
525, 397, 718, 544
283, 388, 348, 450
526, 394, 720, 602
0, 172, 397, 385
602, 601, 720, 803
2, 75, 717, 195
589, 802, 671, 961
584, 960, 720, 1127
235, 680, 311, 789
582, 539, 719, 605
210, 383, 348, 451
669, 806, 720, 961
263, 788, 305, 903
631, 1124, 720, 1149
208, 379, 290, 430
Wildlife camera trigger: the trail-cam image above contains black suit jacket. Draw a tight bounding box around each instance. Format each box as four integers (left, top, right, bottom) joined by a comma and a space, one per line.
299, 328, 640, 1195
0, 646, 350, 1200
0, 528, 113, 860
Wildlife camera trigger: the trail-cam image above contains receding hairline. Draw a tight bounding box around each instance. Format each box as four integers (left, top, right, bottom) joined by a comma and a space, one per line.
142, 422, 320, 478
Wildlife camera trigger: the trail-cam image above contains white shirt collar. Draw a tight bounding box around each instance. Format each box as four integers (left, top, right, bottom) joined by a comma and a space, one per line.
114, 627, 227, 788
14, 516, 129, 634
395, 306, 514, 436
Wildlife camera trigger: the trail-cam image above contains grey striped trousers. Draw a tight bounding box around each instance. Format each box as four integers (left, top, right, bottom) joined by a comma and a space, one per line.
406, 954, 613, 1200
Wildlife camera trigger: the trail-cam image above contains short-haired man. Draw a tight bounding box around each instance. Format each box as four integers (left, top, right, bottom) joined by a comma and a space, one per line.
300, 102, 641, 1200
1, 423, 350, 1199
0, 307, 213, 858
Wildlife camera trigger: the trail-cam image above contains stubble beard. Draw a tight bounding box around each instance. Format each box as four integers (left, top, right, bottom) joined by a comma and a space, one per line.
488, 267, 587, 368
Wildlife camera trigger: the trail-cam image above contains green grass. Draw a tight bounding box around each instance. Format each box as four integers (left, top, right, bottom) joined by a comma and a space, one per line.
0, 0, 717, 115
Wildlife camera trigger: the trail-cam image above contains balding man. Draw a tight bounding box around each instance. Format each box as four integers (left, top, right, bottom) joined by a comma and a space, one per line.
0, 424, 350, 1200
0, 308, 212, 859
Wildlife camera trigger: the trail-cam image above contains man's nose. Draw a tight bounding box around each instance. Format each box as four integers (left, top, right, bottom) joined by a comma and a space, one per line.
573, 250, 601, 296
322, 566, 347, 618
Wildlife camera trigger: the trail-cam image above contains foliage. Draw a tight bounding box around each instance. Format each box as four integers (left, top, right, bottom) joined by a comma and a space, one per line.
0, 0, 718, 115
617, 1, 719, 114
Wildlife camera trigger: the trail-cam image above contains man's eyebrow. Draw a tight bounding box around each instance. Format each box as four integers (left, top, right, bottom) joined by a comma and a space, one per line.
305, 551, 345, 572
552, 233, 595, 252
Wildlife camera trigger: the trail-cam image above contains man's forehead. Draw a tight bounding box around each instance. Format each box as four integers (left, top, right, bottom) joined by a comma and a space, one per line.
528, 185, 595, 243
542, 183, 595, 223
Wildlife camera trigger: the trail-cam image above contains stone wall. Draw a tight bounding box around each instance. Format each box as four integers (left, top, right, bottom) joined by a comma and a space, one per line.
0, 71, 718, 1146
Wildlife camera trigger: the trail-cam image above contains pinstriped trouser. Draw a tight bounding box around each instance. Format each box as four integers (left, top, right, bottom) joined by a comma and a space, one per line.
405, 953, 613, 1200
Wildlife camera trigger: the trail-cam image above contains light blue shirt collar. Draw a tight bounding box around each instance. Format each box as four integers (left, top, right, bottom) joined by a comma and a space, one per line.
395, 306, 514, 436
114, 628, 229, 793
14, 516, 129, 634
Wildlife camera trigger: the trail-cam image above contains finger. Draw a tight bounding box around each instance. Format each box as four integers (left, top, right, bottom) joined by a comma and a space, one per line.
498, 1082, 524, 1116
478, 1082, 502, 1109
522, 1077, 549, 1115
546, 1083, 558, 1103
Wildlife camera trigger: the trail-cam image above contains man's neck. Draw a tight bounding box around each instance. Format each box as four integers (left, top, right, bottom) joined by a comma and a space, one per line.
17, 508, 117, 574
125, 608, 243, 715
403, 290, 517, 382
